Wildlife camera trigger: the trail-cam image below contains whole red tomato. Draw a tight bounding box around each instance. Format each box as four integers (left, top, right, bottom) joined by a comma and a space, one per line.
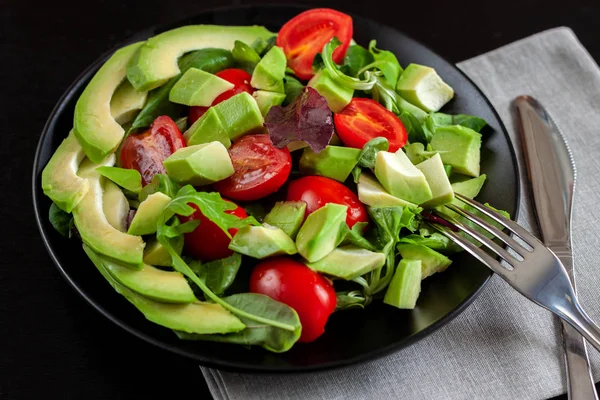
188, 68, 255, 125
287, 176, 368, 228
250, 257, 337, 343
120, 116, 185, 186
179, 201, 247, 262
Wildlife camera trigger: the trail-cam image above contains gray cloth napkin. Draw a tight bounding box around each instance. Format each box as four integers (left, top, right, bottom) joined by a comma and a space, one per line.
201, 27, 600, 400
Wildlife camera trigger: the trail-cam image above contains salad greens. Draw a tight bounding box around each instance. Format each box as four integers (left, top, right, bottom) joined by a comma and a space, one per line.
96, 166, 142, 194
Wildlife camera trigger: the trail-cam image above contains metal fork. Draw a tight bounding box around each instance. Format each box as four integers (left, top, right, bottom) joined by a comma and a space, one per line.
431, 193, 600, 351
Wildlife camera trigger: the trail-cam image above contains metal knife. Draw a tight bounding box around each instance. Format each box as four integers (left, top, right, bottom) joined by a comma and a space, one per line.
515, 96, 597, 400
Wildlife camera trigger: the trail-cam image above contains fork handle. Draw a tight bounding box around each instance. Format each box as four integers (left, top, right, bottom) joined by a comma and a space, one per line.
562, 321, 598, 399
560, 300, 600, 353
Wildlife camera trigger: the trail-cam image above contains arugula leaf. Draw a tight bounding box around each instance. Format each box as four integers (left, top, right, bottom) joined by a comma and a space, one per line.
341, 44, 374, 78
232, 40, 261, 74
322, 37, 377, 91
138, 174, 180, 202
265, 87, 334, 153
49, 202, 72, 237
336, 290, 367, 310
129, 48, 234, 132
191, 253, 242, 296
357, 137, 389, 169
367, 40, 402, 87
174, 292, 301, 352
283, 75, 304, 106
96, 166, 142, 194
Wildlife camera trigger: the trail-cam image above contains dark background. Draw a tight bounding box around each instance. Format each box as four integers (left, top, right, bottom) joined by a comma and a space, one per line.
2, 0, 599, 399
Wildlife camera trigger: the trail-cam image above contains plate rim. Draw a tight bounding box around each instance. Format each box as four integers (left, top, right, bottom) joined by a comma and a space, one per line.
31, 3, 520, 373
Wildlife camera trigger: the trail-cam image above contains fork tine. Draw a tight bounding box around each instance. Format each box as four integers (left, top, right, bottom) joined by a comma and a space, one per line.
454, 193, 539, 248
442, 213, 523, 264
444, 204, 530, 255
432, 225, 514, 278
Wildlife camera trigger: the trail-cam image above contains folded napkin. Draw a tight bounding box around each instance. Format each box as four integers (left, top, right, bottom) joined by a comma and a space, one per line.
201, 27, 600, 400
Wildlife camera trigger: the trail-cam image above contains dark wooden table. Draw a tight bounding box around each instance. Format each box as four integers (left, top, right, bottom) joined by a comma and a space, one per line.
2, 0, 599, 398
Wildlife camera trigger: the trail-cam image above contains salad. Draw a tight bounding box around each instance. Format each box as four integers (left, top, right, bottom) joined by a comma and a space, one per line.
41, 8, 508, 352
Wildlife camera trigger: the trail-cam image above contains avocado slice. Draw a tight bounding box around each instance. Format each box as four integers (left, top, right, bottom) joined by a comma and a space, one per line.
250, 46, 286, 92
183, 107, 231, 148
306, 245, 385, 280
41, 130, 89, 213
397, 243, 452, 280
143, 238, 183, 267
73, 157, 145, 267
163, 142, 234, 186
383, 259, 422, 309
127, 192, 172, 236
296, 203, 348, 263
212, 92, 264, 140
228, 224, 297, 259
430, 125, 481, 177
102, 180, 129, 232
110, 79, 148, 125
396, 64, 454, 112
374, 150, 433, 204
101, 256, 196, 303
357, 173, 417, 208
168, 68, 234, 106
308, 69, 354, 113
451, 174, 487, 199
253, 90, 286, 117
74, 42, 144, 163
415, 153, 455, 208
126, 25, 274, 91
299, 145, 360, 182
263, 201, 307, 239
84, 245, 245, 334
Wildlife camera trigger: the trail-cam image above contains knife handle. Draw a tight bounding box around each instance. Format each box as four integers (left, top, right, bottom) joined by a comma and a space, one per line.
562, 321, 599, 400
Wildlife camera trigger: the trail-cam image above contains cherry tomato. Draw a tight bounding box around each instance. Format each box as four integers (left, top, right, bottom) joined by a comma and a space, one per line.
188, 69, 255, 125
250, 257, 336, 343
120, 115, 186, 186
287, 176, 368, 228
334, 98, 408, 152
179, 201, 247, 262
277, 8, 353, 80
213, 134, 292, 201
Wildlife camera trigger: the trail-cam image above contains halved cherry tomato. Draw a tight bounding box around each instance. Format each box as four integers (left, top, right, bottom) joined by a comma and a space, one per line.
188, 68, 255, 125
179, 200, 247, 262
334, 98, 408, 152
286, 176, 368, 228
250, 257, 336, 343
120, 115, 185, 186
213, 134, 292, 201
277, 8, 353, 80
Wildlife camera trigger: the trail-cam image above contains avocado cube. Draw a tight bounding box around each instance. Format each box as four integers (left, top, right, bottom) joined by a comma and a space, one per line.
250, 46, 286, 92
306, 245, 385, 280
430, 125, 481, 177
415, 153, 454, 208
253, 90, 286, 116
228, 224, 297, 259
213, 92, 265, 140
296, 203, 348, 262
357, 173, 417, 208
374, 150, 433, 204
128, 192, 172, 236
396, 243, 452, 280
383, 259, 422, 309
169, 68, 234, 107
396, 64, 454, 112
143, 238, 183, 267
299, 145, 360, 182
450, 174, 486, 200
308, 69, 354, 113
263, 201, 307, 239
183, 107, 231, 148
163, 142, 234, 186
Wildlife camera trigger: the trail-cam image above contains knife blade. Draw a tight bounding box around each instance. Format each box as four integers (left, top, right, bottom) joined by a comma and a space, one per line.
515, 95, 597, 400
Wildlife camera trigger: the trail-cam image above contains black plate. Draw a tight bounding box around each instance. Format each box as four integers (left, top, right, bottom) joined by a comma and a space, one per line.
32, 5, 519, 373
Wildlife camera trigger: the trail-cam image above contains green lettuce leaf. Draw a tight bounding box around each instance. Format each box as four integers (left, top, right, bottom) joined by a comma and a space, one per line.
96, 166, 142, 194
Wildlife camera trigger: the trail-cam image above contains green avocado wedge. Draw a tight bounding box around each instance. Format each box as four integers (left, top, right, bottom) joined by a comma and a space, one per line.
41, 130, 89, 212
126, 25, 275, 92
83, 245, 245, 334
73, 156, 145, 267
74, 42, 144, 163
